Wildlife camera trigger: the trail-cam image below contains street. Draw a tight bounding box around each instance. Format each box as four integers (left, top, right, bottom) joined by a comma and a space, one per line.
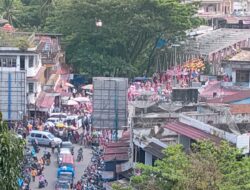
29, 144, 92, 190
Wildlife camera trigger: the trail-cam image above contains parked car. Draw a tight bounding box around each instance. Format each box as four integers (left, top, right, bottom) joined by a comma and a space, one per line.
61, 141, 74, 155
28, 130, 62, 147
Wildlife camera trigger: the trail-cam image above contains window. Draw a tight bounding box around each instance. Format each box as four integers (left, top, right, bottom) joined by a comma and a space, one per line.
43, 135, 48, 139
34, 134, 42, 138
0, 56, 17, 67
28, 56, 34, 67
20, 56, 25, 70
236, 70, 249, 82
31, 133, 35, 137
28, 83, 34, 93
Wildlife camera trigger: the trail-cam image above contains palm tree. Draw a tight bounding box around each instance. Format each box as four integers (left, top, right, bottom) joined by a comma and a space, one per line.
0, 0, 19, 25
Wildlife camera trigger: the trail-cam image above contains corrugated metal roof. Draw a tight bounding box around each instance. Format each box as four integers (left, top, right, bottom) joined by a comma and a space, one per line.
105, 142, 130, 148
207, 90, 250, 103
164, 121, 222, 144
104, 147, 129, 155
230, 104, 250, 114
144, 142, 165, 159
103, 153, 129, 162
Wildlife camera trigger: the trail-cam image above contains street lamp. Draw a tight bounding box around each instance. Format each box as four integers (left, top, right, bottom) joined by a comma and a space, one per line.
95, 19, 103, 76
172, 44, 180, 87
95, 19, 102, 27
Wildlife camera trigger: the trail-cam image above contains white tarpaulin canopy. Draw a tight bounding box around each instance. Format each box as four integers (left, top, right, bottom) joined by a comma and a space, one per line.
63, 99, 78, 106
82, 84, 93, 90
65, 82, 74, 87
74, 97, 90, 102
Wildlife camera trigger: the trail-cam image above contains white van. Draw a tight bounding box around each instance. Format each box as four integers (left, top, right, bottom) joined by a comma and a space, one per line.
50, 113, 67, 119
66, 115, 83, 129
28, 130, 62, 146
47, 117, 62, 124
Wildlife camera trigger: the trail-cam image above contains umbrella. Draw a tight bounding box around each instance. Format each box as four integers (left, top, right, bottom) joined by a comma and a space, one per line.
82, 84, 93, 90
63, 99, 79, 106
65, 82, 74, 87
74, 97, 90, 102
56, 123, 65, 128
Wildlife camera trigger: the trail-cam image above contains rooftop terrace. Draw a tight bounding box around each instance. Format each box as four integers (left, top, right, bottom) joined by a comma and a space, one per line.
0, 30, 36, 48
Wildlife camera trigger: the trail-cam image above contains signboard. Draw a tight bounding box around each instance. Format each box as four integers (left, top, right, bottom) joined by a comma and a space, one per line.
0, 71, 26, 121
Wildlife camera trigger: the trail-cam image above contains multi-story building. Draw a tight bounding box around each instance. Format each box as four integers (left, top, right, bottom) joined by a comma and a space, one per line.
183, 0, 233, 18
0, 27, 65, 121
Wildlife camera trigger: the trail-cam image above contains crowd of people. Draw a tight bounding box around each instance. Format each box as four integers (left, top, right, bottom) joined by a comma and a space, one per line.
128, 58, 205, 101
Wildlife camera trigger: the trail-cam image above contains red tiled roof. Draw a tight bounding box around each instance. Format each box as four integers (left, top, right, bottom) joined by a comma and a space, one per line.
207, 90, 250, 104
164, 121, 222, 144
230, 104, 250, 114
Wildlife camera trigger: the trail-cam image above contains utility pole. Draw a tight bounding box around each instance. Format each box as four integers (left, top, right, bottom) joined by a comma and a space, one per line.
114, 81, 118, 142
172, 44, 180, 87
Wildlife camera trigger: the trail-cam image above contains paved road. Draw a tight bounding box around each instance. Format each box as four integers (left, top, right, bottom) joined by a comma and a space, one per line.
29, 144, 92, 190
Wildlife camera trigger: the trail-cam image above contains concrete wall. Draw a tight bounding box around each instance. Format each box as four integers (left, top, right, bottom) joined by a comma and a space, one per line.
179, 135, 191, 151
186, 112, 250, 124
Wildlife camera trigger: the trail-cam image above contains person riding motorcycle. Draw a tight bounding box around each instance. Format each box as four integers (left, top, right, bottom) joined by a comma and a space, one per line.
38, 175, 48, 188
77, 148, 83, 161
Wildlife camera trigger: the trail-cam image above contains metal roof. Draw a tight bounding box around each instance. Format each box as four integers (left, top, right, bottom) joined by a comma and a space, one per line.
144, 142, 165, 159
186, 29, 250, 55
164, 121, 222, 144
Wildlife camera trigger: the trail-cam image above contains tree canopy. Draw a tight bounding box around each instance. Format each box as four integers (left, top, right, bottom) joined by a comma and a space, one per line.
0, 113, 25, 190
126, 141, 250, 190
1, 0, 201, 77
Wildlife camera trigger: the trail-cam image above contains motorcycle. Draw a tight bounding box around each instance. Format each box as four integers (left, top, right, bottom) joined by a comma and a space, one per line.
38, 180, 48, 188
77, 152, 83, 162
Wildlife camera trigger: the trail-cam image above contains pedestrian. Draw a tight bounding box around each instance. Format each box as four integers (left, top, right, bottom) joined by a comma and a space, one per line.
51, 140, 56, 154
31, 168, 37, 182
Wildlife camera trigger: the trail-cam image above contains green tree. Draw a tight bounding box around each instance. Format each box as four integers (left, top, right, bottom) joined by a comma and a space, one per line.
44, 0, 201, 77
129, 141, 250, 190
0, 112, 25, 190
0, 0, 22, 25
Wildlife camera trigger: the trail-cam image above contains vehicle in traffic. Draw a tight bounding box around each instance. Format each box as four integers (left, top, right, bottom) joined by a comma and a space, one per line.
50, 112, 67, 119
60, 141, 74, 155
57, 148, 72, 165
57, 166, 74, 188
47, 117, 63, 124
55, 179, 71, 190
61, 154, 74, 168
28, 130, 62, 147
66, 115, 83, 129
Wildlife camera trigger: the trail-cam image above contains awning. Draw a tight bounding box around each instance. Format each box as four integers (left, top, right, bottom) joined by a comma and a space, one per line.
164, 122, 222, 144
27, 66, 46, 81
36, 92, 55, 111
144, 142, 165, 159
